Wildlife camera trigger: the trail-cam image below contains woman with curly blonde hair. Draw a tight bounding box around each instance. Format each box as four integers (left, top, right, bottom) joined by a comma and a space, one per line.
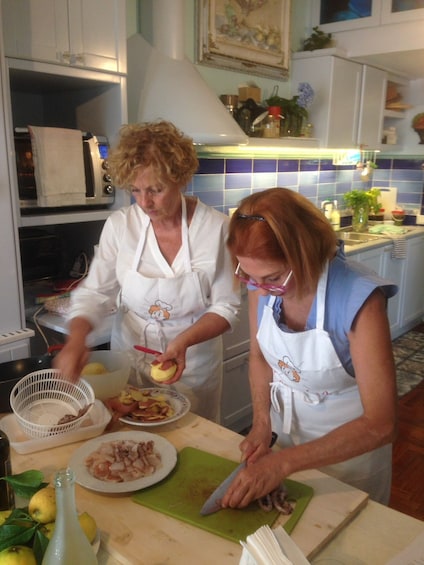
55, 121, 240, 421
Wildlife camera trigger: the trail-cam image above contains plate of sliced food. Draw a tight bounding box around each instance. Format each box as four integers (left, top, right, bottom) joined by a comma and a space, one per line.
69, 430, 177, 493
107, 387, 191, 427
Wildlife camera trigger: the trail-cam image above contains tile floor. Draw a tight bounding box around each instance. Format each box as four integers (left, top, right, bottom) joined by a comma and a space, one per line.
392, 323, 424, 397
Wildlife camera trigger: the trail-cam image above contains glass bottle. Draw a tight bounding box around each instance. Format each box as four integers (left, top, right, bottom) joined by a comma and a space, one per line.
42, 468, 97, 565
262, 106, 281, 138
0, 428, 15, 510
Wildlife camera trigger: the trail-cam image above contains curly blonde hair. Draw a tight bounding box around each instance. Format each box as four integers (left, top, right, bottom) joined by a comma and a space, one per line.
107, 121, 199, 189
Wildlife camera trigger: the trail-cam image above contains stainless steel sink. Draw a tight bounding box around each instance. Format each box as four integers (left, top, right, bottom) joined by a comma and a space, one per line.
336, 228, 392, 247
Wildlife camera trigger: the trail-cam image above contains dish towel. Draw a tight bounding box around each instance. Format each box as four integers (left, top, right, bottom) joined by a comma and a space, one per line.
391, 237, 407, 259
29, 126, 86, 207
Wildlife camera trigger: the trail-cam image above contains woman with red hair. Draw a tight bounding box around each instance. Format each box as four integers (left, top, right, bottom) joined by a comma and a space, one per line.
223, 187, 398, 506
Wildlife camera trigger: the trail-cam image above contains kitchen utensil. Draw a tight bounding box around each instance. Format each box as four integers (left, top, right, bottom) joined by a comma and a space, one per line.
133, 345, 162, 356
10, 369, 95, 438
69, 431, 177, 493
201, 431, 278, 515
0, 400, 111, 454
0, 345, 63, 413
80, 350, 131, 400
118, 387, 191, 427
132, 447, 313, 544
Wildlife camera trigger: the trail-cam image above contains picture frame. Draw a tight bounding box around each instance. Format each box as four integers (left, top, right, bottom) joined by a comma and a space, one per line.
312, 1, 381, 32
196, 0, 291, 79
381, 0, 424, 23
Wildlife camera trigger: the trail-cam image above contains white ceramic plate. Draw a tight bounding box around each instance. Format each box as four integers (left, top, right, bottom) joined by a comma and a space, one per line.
118, 388, 191, 427
69, 431, 177, 493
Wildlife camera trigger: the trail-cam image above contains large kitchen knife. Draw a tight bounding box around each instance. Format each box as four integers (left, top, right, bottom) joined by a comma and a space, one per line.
200, 432, 277, 516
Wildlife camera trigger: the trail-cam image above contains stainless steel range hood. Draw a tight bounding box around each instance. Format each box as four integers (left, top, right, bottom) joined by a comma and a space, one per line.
127, 0, 247, 145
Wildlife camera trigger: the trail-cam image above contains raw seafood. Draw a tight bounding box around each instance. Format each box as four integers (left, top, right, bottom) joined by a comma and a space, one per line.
85, 439, 162, 482
257, 484, 294, 514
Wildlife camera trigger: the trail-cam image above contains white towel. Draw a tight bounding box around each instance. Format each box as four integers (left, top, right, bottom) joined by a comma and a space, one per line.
29, 126, 86, 207
239, 525, 310, 565
391, 237, 407, 259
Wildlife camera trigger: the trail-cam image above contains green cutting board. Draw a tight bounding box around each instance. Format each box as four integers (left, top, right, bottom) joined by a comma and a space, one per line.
132, 447, 313, 543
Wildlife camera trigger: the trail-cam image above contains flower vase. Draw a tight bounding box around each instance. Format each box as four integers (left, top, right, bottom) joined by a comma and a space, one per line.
352, 205, 369, 232
287, 114, 303, 137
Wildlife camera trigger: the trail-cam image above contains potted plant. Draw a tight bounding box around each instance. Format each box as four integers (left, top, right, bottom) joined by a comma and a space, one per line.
344, 188, 380, 231
412, 113, 424, 144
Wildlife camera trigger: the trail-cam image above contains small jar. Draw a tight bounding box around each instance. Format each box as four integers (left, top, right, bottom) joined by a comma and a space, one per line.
262, 106, 281, 138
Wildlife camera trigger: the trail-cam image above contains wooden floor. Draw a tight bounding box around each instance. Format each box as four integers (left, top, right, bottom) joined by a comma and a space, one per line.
389, 324, 424, 522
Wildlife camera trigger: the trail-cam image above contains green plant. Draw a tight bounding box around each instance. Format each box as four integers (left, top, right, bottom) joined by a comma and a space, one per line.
344, 187, 382, 214
302, 26, 332, 51
412, 112, 424, 129
366, 187, 382, 215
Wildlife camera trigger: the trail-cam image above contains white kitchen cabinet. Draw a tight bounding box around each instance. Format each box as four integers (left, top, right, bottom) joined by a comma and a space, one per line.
1, 0, 126, 74
221, 288, 252, 432
291, 53, 386, 149
400, 233, 424, 331
381, 245, 405, 339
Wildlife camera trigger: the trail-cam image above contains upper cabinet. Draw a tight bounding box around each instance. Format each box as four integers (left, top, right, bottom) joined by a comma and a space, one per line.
1, 0, 126, 74
291, 52, 387, 149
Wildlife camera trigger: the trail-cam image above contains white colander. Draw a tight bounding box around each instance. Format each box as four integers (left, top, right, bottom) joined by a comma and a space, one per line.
10, 369, 95, 439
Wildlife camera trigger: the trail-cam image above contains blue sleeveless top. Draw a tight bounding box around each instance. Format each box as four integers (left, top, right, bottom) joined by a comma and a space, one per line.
255, 245, 398, 377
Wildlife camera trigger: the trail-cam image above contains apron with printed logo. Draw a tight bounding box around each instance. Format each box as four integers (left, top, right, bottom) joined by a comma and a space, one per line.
111, 196, 222, 421
257, 262, 392, 503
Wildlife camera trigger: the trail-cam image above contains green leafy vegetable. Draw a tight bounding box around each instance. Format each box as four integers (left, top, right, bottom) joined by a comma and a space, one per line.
1, 470, 48, 499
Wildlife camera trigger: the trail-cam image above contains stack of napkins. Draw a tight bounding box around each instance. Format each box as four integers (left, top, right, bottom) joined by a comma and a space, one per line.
239, 525, 310, 565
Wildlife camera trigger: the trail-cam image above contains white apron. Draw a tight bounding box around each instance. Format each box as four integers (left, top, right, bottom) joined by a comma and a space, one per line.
111, 197, 222, 422
257, 263, 392, 504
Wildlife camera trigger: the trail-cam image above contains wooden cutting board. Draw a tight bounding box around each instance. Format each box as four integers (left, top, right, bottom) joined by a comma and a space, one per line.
132, 447, 314, 543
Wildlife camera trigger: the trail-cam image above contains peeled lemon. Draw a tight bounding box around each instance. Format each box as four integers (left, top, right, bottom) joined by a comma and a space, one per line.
81, 362, 108, 376
150, 362, 177, 382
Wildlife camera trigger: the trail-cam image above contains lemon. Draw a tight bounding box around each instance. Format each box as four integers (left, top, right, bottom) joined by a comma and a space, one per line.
81, 362, 108, 375
78, 511, 97, 543
0, 510, 12, 526
28, 486, 56, 524
0, 545, 37, 565
150, 361, 177, 382
40, 521, 55, 540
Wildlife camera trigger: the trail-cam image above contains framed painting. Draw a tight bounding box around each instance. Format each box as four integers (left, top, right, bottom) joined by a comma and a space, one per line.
196, 0, 291, 79
381, 0, 424, 23
312, 1, 381, 32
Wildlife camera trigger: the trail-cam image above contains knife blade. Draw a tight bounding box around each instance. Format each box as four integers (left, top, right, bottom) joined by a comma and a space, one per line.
200, 432, 277, 516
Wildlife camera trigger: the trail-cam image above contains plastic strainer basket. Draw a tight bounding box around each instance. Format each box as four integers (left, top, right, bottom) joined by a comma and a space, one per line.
10, 369, 95, 439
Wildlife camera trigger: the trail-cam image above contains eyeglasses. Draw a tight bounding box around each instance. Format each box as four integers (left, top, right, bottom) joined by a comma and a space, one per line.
234, 263, 293, 294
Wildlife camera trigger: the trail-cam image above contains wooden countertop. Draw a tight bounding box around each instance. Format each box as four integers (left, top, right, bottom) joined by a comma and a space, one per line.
5, 412, 424, 564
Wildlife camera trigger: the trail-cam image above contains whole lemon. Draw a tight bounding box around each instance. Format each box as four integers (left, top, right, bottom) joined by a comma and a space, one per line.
0, 510, 12, 526
0, 545, 36, 565
40, 521, 55, 540
78, 511, 97, 543
81, 362, 108, 375
28, 486, 56, 524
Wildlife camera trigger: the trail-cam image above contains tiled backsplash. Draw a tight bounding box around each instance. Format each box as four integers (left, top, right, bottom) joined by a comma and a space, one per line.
187, 155, 424, 219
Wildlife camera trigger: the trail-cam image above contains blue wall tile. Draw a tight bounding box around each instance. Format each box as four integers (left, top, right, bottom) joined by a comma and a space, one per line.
191, 154, 424, 218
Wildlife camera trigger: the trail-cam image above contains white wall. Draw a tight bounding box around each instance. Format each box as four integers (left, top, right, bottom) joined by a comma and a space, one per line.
130, 0, 313, 103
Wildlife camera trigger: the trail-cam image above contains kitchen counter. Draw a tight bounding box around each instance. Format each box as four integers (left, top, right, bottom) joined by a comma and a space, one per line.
342, 224, 424, 255
5, 412, 424, 564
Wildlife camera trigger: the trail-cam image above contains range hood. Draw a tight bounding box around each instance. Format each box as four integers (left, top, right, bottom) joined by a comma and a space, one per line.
127, 0, 247, 145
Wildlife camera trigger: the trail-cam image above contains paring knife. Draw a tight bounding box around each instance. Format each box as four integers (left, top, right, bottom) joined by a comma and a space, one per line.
200, 432, 277, 516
